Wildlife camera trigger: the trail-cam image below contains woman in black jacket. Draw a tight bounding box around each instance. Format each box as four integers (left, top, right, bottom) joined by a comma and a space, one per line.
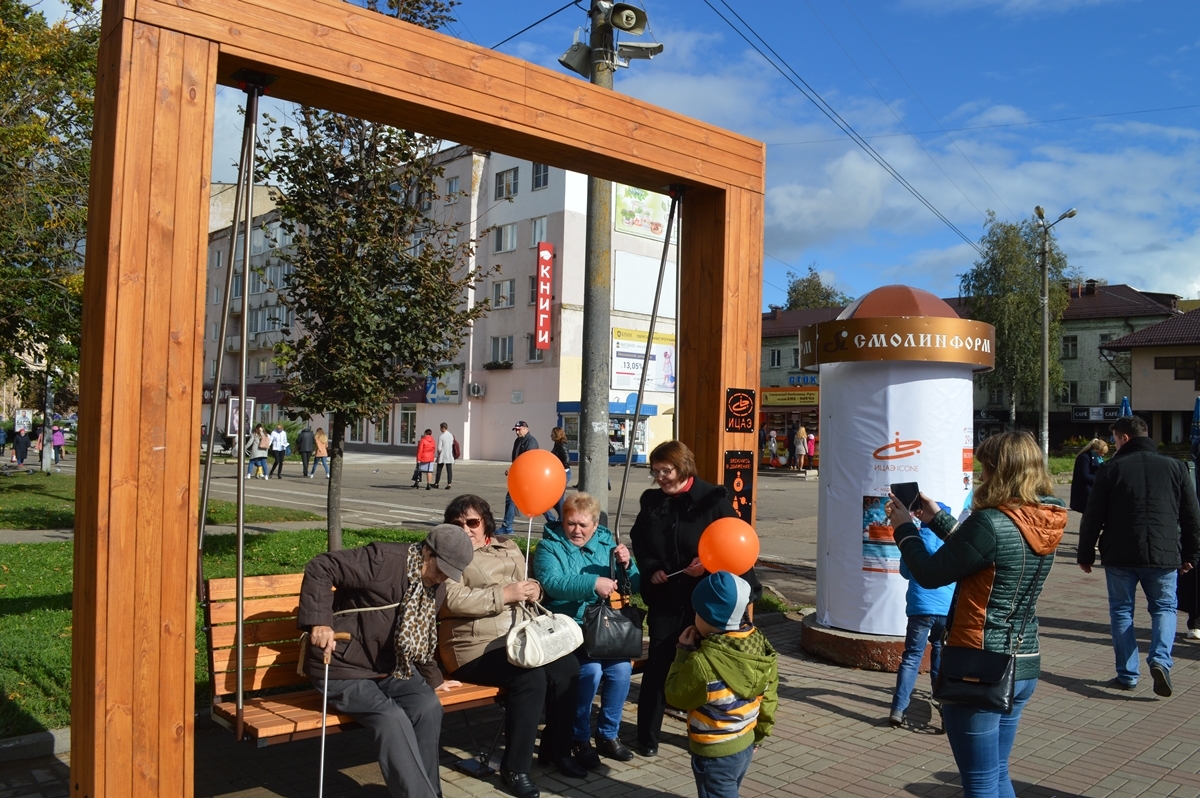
628, 440, 761, 757
1069, 438, 1108, 513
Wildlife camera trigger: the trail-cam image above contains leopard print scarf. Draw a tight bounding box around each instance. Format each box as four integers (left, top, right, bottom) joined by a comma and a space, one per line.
393, 543, 438, 680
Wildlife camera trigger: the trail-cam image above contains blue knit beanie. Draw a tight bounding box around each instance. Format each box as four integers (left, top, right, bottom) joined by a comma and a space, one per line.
692, 571, 751, 631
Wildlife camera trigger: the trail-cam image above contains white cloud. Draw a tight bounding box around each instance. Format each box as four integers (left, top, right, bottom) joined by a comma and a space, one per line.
901, 0, 1140, 14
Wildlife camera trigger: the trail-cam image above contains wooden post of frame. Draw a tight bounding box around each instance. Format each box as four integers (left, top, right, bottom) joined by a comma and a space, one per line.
75, 1, 762, 794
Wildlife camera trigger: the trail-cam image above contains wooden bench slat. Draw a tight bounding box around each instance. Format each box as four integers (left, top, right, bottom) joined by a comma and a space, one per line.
210, 641, 301, 672
213, 664, 310, 695
209, 618, 302, 649
207, 573, 305, 601
209, 595, 301, 625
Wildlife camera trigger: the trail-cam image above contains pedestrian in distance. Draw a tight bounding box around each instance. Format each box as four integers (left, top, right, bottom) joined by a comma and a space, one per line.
415, 429, 436, 490
434, 422, 455, 490
795, 426, 807, 470
545, 426, 571, 523
268, 423, 288, 479
296, 425, 316, 478
0, 425, 7, 460
12, 428, 30, 467
1069, 438, 1108, 513
499, 421, 538, 535
886, 430, 1066, 798
298, 524, 474, 798
50, 425, 66, 464
889, 501, 954, 730
1077, 415, 1200, 696
665, 571, 778, 798
313, 428, 330, 478
245, 424, 267, 479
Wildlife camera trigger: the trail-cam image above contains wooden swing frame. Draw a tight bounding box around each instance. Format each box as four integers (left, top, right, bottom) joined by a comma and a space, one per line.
73, 1, 764, 794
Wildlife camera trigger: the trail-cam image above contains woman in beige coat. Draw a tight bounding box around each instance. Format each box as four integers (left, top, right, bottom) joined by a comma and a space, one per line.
440, 494, 583, 797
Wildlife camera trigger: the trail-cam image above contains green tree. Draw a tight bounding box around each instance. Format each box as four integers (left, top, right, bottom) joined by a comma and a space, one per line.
785, 263, 853, 310
0, 0, 97, 405
959, 211, 1070, 427
256, 1, 488, 549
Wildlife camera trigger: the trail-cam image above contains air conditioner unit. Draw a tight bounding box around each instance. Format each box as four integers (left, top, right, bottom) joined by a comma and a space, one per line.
468, 382, 485, 398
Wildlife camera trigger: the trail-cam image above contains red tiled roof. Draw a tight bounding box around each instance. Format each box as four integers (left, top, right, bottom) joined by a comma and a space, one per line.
762, 307, 844, 338
940, 284, 1176, 323
1101, 308, 1200, 350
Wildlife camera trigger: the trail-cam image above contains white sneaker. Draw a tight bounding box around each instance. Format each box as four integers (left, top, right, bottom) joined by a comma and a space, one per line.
245, 474, 251, 479
1185, 628, 1200, 640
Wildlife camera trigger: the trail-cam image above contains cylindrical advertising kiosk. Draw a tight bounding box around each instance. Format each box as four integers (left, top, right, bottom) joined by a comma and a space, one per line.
799, 286, 995, 637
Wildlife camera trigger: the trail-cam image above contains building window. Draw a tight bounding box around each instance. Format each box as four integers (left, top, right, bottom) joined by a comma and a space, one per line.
258, 404, 272, 425
491, 335, 514, 363
209, 248, 223, 270
1099, 380, 1116, 404
791, 348, 800, 368
250, 268, 268, 295
1098, 332, 1114, 357
233, 232, 245, 265
408, 229, 425, 257
419, 191, 432, 211
349, 417, 366, 443
373, 411, 390, 444
493, 279, 516, 308
495, 167, 518, 200
231, 271, 242, 299
531, 216, 547, 247
769, 349, 781, 369
1061, 335, 1078, 360
527, 334, 545, 362
211, 285, 222, 305
251, 227, 265, 255
532, 163, 549, 190
445, 176, 459, 202
494, 223, 517, 253
256, 358, 269, 377
529, 275, 537, 304
209, 359, 217, 378
398, 404, 417, 445
988, 386, 1004, 405
1059, 381, 1078, 404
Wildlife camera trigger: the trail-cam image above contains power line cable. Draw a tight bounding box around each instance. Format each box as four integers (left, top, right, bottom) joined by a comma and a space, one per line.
767, 103, 1200, 145
492, 0, 585, 50
703, 0, 983, 255
801, 0, 988, 220
838, 0, 1015, 217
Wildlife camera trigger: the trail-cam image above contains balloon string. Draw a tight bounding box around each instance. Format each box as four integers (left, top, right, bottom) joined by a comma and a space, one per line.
524, 517, 533, 581
664, 568, 687, 579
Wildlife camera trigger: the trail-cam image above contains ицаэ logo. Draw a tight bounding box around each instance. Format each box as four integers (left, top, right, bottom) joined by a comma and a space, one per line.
873, 432, 921, 460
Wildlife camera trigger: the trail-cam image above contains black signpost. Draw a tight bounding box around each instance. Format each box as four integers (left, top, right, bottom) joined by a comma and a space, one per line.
723, 450, 754, 522
725, 388, 756, 433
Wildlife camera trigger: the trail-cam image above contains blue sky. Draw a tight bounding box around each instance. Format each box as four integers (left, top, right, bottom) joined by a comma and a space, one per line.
135, 0, 1200, 306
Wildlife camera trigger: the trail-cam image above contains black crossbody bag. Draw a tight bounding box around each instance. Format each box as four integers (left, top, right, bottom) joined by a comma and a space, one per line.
583, 551, 646, 659
932, 552, 1046, 713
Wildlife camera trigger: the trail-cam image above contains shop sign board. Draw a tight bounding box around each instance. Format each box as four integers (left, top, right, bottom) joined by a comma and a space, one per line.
611, 327, 676, 393
1071, 405, 1120, 423
800, 317, 995, 371
761, 388, 819, 406
724, 388, 756, 432
535, 243, 553, 349
425, 365, 462, 404
787, 374, 819, 386
723, 450, 754, 522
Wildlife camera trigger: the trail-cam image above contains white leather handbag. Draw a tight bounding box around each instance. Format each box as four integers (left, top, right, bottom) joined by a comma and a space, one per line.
505, 600, 583, 668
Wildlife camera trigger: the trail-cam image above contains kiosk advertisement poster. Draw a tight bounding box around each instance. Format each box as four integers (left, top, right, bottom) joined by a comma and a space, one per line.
14, 409, 33, 431
426, 366, 463, 404
723, 450, 754, 522
611, 327, 676, 393
816, 361, 973, 636
226, 397, 255, 439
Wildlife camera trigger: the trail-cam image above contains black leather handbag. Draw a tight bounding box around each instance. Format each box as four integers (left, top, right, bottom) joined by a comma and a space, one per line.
583, 551, 645, 660
933, 554, 1046, 713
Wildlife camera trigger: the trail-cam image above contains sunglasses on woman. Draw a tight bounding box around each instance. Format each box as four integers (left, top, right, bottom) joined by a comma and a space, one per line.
454, 516, 484, 530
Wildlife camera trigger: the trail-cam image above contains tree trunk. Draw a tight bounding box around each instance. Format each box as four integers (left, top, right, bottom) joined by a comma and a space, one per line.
327, 410, 346, 551
1008, 387, 1018, 433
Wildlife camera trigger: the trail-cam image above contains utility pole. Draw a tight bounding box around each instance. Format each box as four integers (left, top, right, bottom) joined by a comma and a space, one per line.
1034, 205, 1076, 466
571, 2, 660, 508
578, 1, 616, 506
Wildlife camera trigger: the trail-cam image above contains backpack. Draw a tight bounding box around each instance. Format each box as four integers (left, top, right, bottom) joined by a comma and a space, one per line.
452, 437, 461, 460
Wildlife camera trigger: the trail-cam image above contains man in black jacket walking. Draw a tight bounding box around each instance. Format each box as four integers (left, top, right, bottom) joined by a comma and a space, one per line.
295, 425, 316, 477
1078, 415, 1200, 696
498, 420, 538, 536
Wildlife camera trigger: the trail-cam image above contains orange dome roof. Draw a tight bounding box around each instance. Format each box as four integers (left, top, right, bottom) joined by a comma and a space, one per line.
837, 285, 959, 320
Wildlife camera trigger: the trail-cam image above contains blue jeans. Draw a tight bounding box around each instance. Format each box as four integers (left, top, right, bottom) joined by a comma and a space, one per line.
500, 492, 516, 535
1105, 566, 1178, 684
573, 653, 632, 742
891, 614, 947, 715
692, 743, 755, 798
942, 678, 1036, 798
313, 456, 329, 475
544, 467, 571, 524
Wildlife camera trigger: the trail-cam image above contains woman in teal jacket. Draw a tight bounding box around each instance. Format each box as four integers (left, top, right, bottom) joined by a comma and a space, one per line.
535, 492, 642, 769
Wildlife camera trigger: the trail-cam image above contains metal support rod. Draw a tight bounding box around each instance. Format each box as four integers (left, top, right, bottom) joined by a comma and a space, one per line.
673, 215, 681, 442
1040, 230, 1050, 466
579, 0, 616, 511
197, 101, 255, 595
233, 83, 264, 741
613, 187, 681, 541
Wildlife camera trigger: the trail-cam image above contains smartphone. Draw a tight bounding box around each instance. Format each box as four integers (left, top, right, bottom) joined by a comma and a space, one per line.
891, 482, 921, 513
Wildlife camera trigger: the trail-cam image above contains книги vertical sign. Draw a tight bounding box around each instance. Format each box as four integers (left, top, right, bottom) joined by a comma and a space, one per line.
535, 243, 554, 349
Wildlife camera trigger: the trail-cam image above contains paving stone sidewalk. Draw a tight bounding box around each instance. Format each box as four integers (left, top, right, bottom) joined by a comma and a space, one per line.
6, 534, 1200, 797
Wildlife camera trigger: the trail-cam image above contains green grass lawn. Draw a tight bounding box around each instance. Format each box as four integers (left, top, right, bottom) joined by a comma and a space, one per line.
0, 472, 322, 530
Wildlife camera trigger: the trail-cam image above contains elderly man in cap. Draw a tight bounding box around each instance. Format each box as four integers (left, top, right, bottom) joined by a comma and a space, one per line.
299, 524, 473, 798
498, 420, 539, 536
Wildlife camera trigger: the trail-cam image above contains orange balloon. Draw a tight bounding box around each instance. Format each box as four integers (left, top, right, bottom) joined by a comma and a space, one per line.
698, 517, 760, 575
507, 449, 568, 516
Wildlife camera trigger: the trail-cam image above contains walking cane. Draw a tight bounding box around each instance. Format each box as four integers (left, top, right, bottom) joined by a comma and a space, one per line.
318, 632, 352, 798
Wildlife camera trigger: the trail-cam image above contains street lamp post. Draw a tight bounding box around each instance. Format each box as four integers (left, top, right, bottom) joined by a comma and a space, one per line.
1034, 205, 1076, 465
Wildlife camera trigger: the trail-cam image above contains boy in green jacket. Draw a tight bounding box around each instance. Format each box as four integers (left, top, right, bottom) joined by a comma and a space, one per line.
665, 571, 778, 798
